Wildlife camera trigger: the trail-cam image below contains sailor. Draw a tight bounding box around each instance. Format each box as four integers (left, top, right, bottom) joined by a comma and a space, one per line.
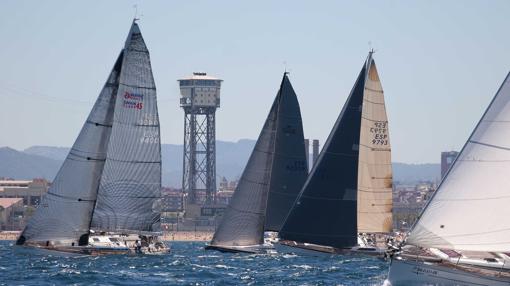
135, 240, 142, 254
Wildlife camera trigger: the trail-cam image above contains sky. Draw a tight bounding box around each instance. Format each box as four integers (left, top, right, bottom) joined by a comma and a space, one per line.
1, 0, 510, 163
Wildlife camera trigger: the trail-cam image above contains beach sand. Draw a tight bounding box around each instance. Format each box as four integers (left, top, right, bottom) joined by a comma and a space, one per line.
0, 231, 213, 242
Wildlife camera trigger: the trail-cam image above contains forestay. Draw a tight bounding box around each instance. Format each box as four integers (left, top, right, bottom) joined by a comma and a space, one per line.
16, 53, 122, 245
407, 72, 510, 252
357, 56, 393, 233
91, 22, 162, 233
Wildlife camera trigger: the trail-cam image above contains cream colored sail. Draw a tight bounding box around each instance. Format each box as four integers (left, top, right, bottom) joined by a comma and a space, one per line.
407, 73, 510, 252
357, 57, 393, 233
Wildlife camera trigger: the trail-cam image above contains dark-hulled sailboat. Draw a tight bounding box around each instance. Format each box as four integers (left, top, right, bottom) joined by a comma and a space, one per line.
205, 73, 308, 253
16, 20, 168, 255
277, 52, 393, 256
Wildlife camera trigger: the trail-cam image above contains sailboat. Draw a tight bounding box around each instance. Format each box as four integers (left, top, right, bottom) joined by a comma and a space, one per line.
15, 20, 168, 255
387, 73, 510, 284
276, 51, 393, 256
205, 72, 308, 253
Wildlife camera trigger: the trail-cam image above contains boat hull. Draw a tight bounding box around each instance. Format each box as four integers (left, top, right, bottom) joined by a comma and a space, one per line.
205, 243, 273, 254
388, 257, 510, 286
275, 240, 387, 258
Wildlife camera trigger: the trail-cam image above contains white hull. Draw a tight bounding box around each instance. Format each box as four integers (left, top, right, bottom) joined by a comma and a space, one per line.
388, 258, 510, 286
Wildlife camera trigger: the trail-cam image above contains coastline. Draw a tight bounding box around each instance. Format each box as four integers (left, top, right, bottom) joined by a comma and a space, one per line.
0, 231, 213, 242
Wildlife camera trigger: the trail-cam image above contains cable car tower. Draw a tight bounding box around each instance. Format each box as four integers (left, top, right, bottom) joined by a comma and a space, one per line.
179, 72, 222, 206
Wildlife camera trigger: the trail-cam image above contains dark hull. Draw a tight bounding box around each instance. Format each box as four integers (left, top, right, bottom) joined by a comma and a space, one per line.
204, 244, 261, 254
277, 240, 387, 258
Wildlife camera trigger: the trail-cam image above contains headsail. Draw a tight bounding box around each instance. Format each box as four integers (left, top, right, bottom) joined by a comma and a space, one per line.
91, 21, 162, 233
16, 53, 122, 246
279, 65, 367, 248
210, 91, 278, 247
407, 72, 510, 252
265, 74, 308, 232
357, 55, 393, 233
209, 73, 306, 247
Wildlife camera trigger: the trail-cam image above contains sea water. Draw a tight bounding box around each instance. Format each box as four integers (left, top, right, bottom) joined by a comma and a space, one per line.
0, 241, 389, 285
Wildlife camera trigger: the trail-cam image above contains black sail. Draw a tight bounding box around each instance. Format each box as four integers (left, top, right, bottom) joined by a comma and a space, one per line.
264, 75, 308, 231
210, 73, 306, 247
279, 65, 367, 248
16, 53, 122, 246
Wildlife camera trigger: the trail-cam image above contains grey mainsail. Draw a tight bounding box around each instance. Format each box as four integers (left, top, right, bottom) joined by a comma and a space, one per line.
16, 53, 122, 246
209, 73, 306, 247
279, 64, 367, 248
91, 22, 161, 233
264, 75, 308, 232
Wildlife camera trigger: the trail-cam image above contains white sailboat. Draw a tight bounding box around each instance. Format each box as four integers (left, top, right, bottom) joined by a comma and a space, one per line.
276, 51, 393, 257
15, 20, 169, 255
387, 72, 510, 284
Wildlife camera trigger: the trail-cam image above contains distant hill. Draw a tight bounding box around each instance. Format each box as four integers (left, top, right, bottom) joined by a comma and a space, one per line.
0, 141, 440, 187
0, 147, 62, 180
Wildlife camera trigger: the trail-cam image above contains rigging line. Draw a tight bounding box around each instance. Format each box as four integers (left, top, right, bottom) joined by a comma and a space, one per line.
469, 140, 510, 151
364, 86, 384, 93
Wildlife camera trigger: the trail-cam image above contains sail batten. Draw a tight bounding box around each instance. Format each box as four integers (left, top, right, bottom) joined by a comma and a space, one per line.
407, 72, 510, 252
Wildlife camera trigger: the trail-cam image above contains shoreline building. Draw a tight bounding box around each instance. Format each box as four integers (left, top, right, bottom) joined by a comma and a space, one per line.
441, 151, 459, 179
0, 179, 49, 230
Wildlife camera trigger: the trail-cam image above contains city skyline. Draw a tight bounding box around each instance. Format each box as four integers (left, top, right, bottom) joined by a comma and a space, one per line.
1, 1, 510, 163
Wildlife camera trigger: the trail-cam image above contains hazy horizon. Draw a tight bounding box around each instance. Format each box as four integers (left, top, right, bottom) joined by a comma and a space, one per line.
1, 1, 509, 164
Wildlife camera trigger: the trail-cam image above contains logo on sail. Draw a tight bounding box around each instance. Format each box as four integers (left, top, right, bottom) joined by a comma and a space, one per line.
123, 91, 144, 110
370, 121, 388, 145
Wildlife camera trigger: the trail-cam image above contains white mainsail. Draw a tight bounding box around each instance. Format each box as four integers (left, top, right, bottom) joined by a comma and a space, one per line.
407, 73, 510, 252
357, 56, 393, 233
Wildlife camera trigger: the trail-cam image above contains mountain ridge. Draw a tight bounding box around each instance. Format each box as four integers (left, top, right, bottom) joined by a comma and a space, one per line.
1, 140, 440, 187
